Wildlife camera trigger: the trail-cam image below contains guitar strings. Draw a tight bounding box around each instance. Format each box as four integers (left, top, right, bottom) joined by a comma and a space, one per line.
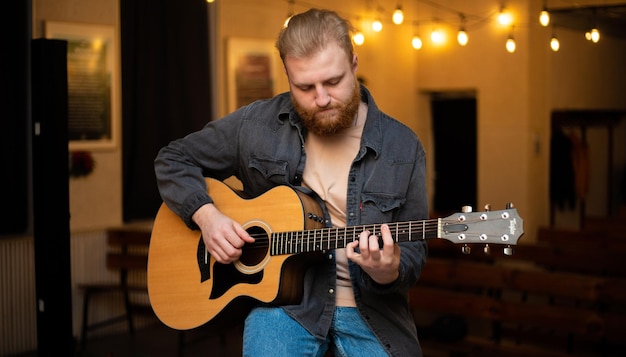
242, 217, 499, 250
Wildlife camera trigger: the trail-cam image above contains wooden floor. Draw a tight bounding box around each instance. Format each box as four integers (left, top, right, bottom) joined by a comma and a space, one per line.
14, 322, 243, 357
93, 322, 241, 357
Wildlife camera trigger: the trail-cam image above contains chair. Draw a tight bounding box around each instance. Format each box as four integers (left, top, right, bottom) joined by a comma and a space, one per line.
79, 226, 152, 350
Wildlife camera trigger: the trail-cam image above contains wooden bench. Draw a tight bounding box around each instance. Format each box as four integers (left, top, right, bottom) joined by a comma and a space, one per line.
412, 237, 626, 356
79, 226, 153, 350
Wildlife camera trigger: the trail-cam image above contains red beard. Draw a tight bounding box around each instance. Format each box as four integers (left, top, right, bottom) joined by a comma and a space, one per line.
293, 82, 361, 136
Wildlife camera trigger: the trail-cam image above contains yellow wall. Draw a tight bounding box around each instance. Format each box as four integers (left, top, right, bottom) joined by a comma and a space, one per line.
32, 0, 626, 244
216, 0, 626, 244
33, 0, 123, 232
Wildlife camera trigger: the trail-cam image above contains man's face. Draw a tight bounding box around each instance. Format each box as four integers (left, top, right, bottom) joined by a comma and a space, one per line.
284, 42, 360, 136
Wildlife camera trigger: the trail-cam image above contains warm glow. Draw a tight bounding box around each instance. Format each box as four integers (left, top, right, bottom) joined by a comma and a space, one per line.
506, 37, 516, 53
498, 9, 513, 26
412, 36, 423, 50
590, 28, 600, 43
353, 32, 365, 46
539, 10, 550, 27
457, 30, 468, 46
550, 36, 560, 51
430, 29, 445, 45
206, 0, 215, 3
392, 8, 404, 25
372, 20, 383, 32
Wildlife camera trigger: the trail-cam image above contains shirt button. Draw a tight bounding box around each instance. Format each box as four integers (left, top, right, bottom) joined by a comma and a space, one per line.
329, 289, 334, 294
328, 254, 333, 260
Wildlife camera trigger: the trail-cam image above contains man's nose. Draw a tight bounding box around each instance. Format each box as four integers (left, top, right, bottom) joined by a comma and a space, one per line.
314, 87, 331, 107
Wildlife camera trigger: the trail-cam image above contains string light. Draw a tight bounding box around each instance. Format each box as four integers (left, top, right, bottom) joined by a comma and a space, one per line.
550, 33, 559, 51
498, 7, 513, 26
412, 22, 422, 50
539, 8, 550, 27
372, 18, 383, 32
586, 10, 600, 43
585, 28, 600, 42
506, 27, 516, 53
353, 31, 365, 46
430, 27, 445, 45
506, 37, 516, 53
412, 35, 423, 50
590, 28, 600, 43
457, 28, 468, 46
277, 0, 607, 52
392, 5, 404, 25
457, 13, 468, 46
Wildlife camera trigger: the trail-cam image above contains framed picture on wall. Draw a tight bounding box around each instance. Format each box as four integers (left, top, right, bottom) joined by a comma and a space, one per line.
226, 37, 280, 113
45, 21, 119, 150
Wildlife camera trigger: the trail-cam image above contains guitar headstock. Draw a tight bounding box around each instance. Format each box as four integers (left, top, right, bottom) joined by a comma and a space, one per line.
438, 203, 524, 255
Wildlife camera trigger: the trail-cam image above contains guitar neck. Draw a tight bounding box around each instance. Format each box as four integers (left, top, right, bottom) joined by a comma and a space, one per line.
270, 218, 441, 256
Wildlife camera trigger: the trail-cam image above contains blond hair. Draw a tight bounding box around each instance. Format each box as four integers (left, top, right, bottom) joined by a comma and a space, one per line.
276, 8, 354, 62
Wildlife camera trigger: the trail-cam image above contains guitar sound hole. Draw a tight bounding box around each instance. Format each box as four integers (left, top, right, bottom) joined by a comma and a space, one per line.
239, 226, 269, 266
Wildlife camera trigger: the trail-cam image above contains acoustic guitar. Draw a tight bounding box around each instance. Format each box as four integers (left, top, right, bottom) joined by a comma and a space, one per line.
147, 178, 524, 330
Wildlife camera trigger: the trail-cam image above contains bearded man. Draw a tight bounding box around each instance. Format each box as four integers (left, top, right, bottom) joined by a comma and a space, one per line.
155, 8, 428, 357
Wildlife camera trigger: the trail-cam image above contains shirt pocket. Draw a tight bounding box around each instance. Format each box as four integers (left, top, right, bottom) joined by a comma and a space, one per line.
248, 157, 290, 186
359, 192, 406, 223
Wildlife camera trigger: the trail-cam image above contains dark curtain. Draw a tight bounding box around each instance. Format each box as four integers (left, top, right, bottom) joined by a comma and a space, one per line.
0, 0, 30, 235
120, 0, 212, 221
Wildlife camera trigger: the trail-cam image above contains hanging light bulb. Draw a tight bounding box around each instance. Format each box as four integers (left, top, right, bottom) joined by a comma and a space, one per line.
412, 35, 423, 50
206, 0, 215, 3
353, 31, 365, 46
392, 6, 404, 25
457, 14, 468, 46
431, 28, 445, 45
506, 36, 516, 53
457, 28, 468, 46
550, 25, 559, 51
372, 19, 383, 32
539, 8, 550, 27
550, 35, 559, 51
498, 7, 513, 26
590, 28, 600, 43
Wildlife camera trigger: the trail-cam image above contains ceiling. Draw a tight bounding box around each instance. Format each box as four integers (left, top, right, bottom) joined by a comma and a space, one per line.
549, 3, 626, 39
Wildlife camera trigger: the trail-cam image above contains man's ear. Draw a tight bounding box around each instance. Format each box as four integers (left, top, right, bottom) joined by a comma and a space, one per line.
352, 54, 359, 73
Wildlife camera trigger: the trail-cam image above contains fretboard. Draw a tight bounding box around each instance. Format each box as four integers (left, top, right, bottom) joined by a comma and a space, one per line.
270, 218, 442, 256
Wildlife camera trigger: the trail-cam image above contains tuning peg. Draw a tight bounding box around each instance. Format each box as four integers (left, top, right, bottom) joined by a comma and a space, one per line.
483, 244, 491, 255
462, 205, 473, 213
503, 245, 514, 256
462, 244, 471, 255
505, 202, 514, 209
484, 204, 491, 211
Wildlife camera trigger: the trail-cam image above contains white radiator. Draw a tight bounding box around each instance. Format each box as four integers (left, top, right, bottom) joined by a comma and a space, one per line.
0, 235, 36, 356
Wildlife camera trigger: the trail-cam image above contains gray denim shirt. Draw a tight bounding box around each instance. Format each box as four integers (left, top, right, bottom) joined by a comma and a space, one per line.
155, 86, 428, 356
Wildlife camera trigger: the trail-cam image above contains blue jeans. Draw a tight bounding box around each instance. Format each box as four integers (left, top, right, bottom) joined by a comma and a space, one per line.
243, 306, 389, 357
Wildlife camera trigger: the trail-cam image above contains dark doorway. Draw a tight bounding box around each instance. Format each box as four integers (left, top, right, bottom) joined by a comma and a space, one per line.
431, 92, 477, 215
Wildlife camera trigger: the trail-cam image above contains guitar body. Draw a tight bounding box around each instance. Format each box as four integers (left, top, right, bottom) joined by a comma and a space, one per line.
148, 179, 525, 330
147, 178, 325, 330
